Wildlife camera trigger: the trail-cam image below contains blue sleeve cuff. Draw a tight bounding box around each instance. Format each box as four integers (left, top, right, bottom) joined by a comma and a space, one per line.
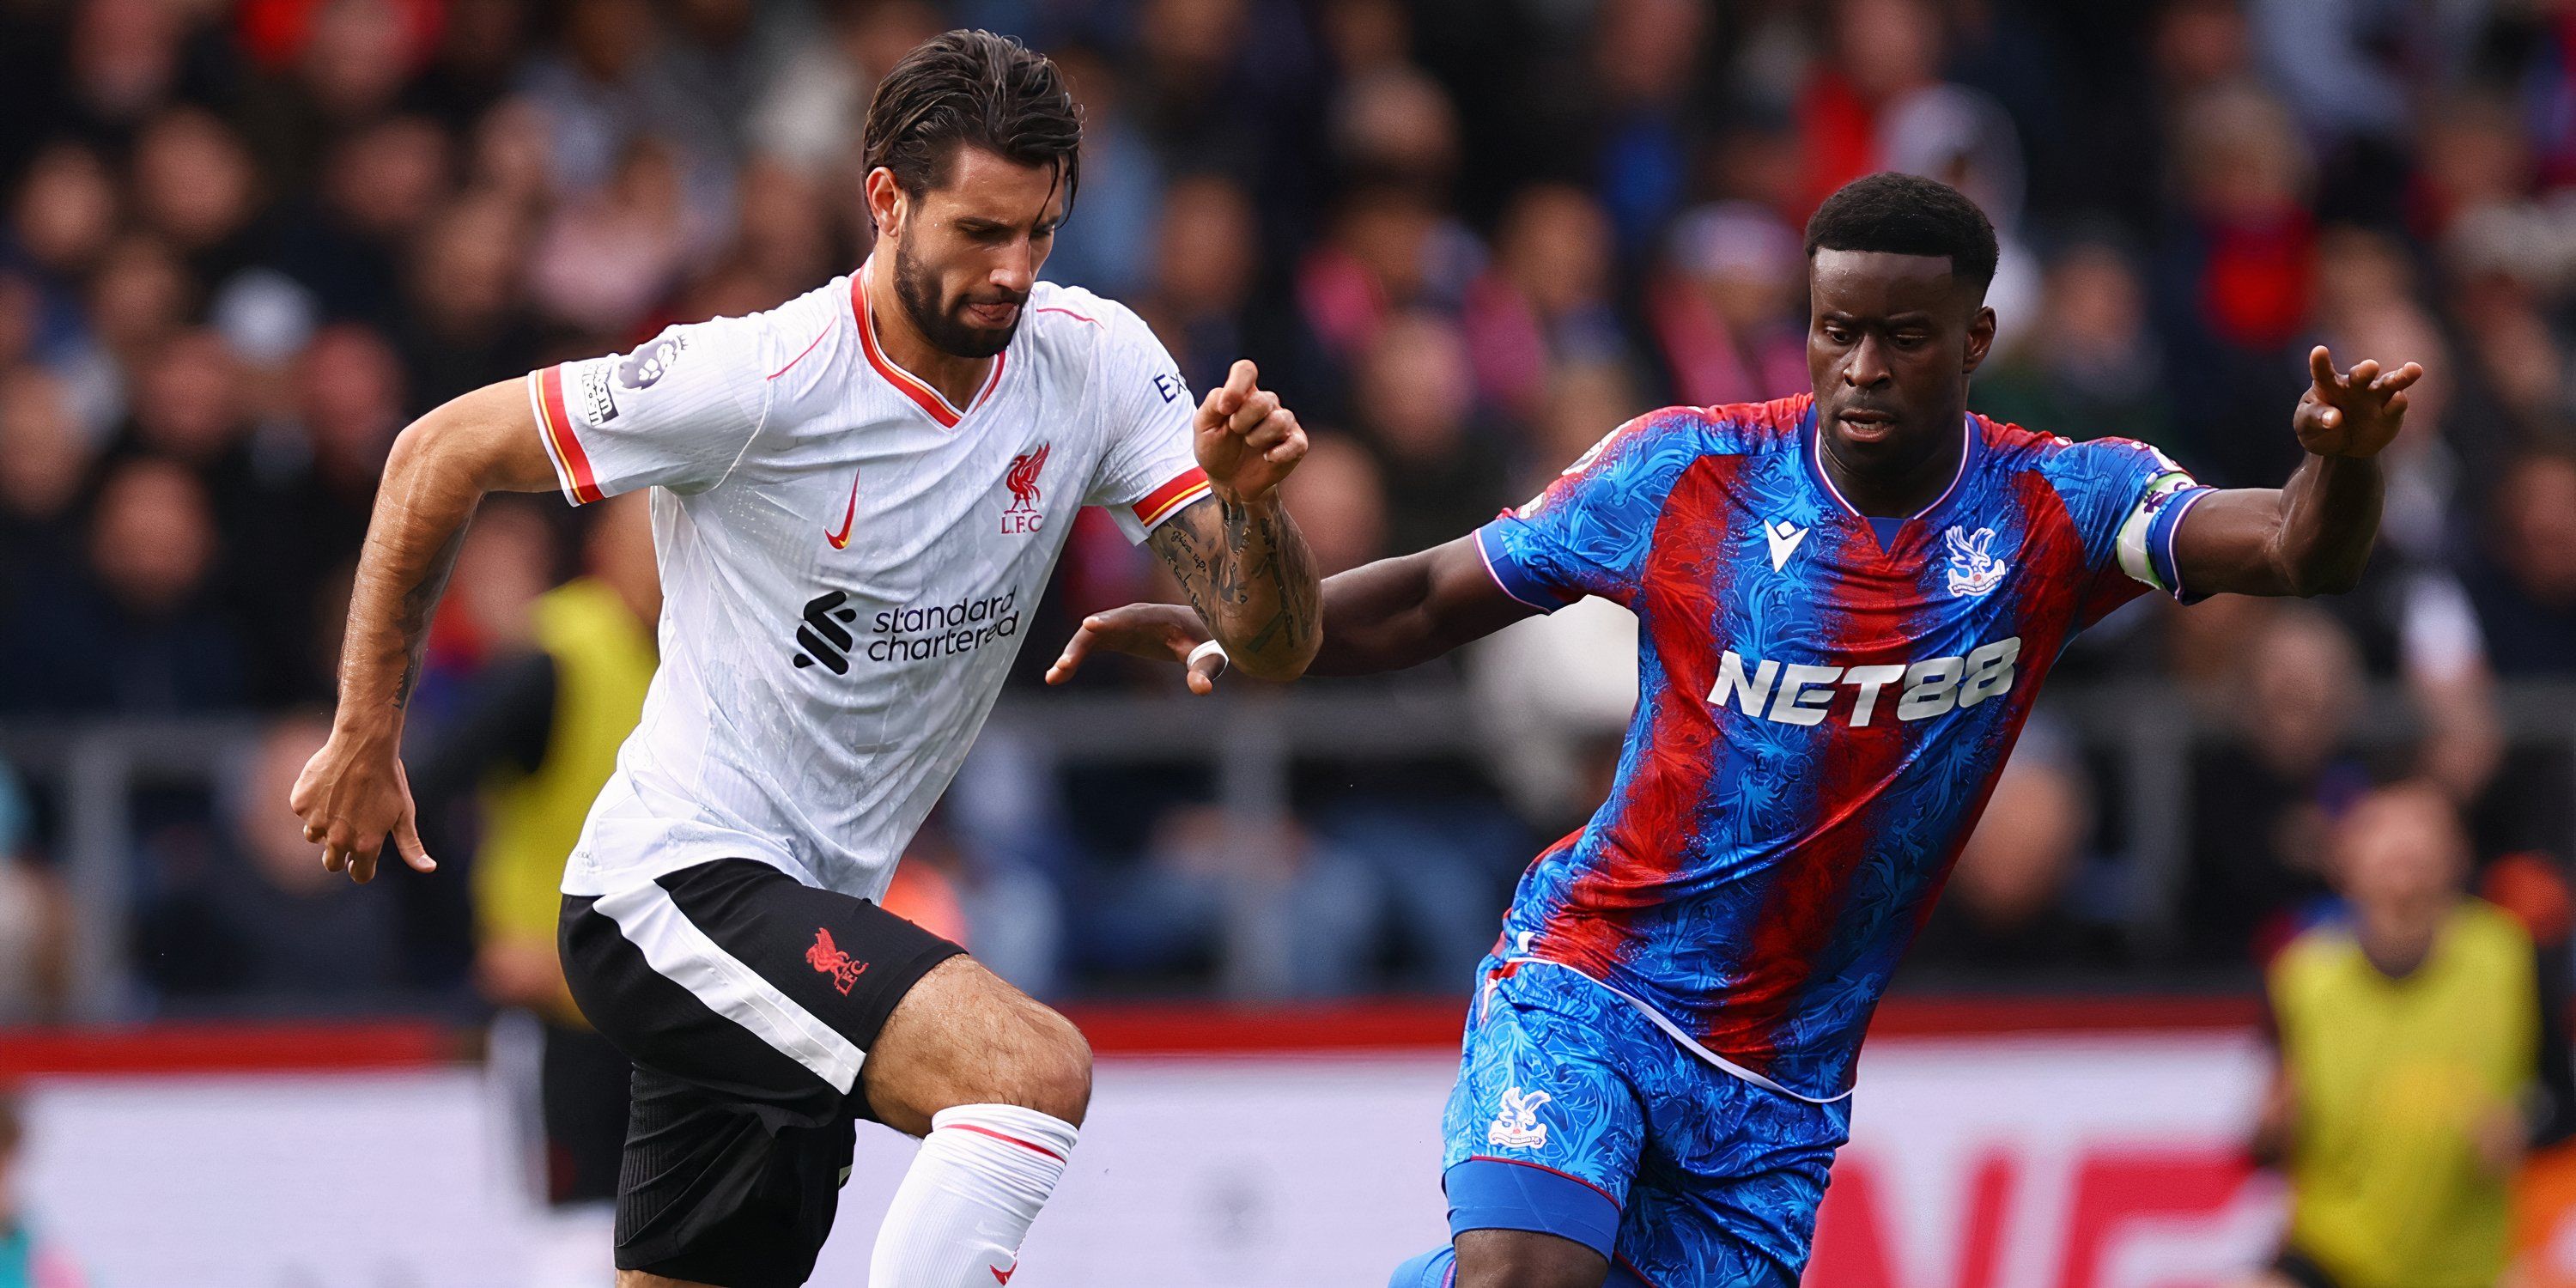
2145, 485, 2215, 604
1475, 520, 1576, 614
1444, 1157, 1623, 1256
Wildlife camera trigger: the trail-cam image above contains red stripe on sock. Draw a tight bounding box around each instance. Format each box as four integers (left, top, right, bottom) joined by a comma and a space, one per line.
945, 1121, 1067, 1163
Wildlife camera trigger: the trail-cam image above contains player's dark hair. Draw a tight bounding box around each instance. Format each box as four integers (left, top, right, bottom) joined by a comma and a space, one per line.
1803, 172, 2000, 294
862, 30, 1082, 214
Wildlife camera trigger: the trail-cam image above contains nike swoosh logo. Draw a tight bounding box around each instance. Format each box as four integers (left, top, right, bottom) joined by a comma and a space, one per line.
824, 472, 859, 550
991, 1265, 1016, 1284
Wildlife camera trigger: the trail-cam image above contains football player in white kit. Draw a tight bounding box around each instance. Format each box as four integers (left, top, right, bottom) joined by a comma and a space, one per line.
289, 31, 1321, 1288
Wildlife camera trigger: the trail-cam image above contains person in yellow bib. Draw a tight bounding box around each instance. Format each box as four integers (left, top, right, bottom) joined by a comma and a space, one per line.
2247, 781, 2575, 1288
414, 494, 660, 1206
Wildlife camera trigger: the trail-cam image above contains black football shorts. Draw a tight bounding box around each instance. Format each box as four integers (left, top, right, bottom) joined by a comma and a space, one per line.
560, 857, 965, 1288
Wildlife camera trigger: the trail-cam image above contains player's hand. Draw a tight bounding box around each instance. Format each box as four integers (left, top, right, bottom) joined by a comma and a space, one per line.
288, 726, 435, 884
1046, 603, 1227, 696
1193, 359, 1308, 506
2293, 345, 2423, 459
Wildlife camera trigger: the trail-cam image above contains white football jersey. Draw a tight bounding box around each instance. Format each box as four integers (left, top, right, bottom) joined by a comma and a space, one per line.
529, 270, 1209, 900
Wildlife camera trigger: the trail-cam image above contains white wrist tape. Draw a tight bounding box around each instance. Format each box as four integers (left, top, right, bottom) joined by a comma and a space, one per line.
1187, 640, 1230, 675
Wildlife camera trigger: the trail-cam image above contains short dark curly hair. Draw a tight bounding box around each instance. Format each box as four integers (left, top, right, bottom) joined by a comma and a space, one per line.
1804, 172, 1999, 294
861, 30, 1083, 213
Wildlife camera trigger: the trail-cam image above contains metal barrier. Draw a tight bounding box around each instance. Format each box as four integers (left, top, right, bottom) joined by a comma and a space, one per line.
5, 680, 2574, 1021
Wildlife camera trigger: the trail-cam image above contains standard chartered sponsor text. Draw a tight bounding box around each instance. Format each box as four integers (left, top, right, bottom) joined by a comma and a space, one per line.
868, 589, 1022, 662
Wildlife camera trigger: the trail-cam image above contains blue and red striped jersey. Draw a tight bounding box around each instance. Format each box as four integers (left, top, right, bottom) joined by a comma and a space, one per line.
1475, 393, 2211, 1101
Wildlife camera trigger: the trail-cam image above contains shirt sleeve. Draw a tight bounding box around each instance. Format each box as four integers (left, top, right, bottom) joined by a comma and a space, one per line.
1473, 414, 1677, 612
2045, 437, 2219, 611
526, 313, 775, 505
1081, 303, 1211, 543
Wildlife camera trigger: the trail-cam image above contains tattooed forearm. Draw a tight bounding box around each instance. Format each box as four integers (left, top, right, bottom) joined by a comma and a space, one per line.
390, 521, 471, 708
1149, 493, 1321, 680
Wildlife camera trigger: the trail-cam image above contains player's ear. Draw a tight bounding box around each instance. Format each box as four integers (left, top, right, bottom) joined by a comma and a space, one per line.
864, 167, 904, 240
1963, 305, 1997, 374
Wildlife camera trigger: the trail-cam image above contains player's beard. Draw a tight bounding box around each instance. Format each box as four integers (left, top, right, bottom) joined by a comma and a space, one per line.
892, 238, 1024, 360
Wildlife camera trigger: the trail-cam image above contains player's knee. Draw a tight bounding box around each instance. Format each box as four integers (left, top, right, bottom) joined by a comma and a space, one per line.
994, 1003, 1091, 1126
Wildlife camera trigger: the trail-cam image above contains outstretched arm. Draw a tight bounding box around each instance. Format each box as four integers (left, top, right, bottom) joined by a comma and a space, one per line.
1144, 361, 1324, 681
2172, 346, 2421, 598
1052, 533, 1537, 690
289, 379, 562, 882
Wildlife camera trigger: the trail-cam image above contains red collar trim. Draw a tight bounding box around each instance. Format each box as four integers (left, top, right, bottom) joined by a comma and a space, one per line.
850, 272, 1005, 428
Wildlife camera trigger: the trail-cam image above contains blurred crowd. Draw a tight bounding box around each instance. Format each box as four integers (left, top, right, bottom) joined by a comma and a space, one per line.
1, 0, 2575, 1019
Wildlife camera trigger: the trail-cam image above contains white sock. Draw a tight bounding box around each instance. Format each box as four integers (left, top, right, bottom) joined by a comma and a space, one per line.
869, 1103, 1078, 1287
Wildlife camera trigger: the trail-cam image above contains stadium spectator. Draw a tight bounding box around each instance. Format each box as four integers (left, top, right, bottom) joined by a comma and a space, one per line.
9, 143, 121, 294
1041, 46, 1163, 301
1297, 180, 1479, 374
0, 759, 70, 1026
0, 368, 93, 598
129, 108, 263, 290
394, 192, 539, 411
0, 457, 246, 715
1524, 357, 1650, 495
1588, 0, 1705, 251
519, 0, 732, 220
1350, 310, 1515, 558
1975, 240, 2177, 453
2244, 781, 2576, 1288
1908, 719, 2123, 974
1136, 171, 1266, 398
2154, 82, 2317, 489
1281, 433, 1388, 578
2467, 447, 2576, 678
2182, 605, 2374, 968
531, 137, 702, 336
138, 713, 403, 1011
1650, 199, 1809, 410
272, 115, 453, 330
1464, 183, 1624, 421
411, 494, 656, 1209
1078, 803, 1376, 999
1468, 595, 1636, 836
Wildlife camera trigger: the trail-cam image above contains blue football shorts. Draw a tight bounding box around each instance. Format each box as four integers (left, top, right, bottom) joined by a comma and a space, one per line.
1437, 955, 1851, 1288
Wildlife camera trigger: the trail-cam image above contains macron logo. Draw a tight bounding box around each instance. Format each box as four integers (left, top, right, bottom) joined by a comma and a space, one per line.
1764, 519, 1808, 572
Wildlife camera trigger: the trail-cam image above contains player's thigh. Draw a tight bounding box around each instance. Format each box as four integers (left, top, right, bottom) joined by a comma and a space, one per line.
1614, 1065, 1848, 1287
1440, 960, 1649, 1266
859, 952, 1093, 1135
560, 860, 963, 1110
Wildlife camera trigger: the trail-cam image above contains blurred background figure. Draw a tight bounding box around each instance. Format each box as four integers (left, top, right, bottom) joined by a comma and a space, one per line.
1908, 717, 2123, 975
2184, 605, 2372, 968
138, 712, 403, 1011
2244, 782, 2575, 1288
410, 493, 656, 1212
0, 1092, 83, 1288
0, 762, 68, 1027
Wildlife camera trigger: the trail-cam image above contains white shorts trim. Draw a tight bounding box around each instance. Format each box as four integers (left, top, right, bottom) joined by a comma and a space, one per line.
594, 879, 866, 1093
1500, 957, 1856, 1105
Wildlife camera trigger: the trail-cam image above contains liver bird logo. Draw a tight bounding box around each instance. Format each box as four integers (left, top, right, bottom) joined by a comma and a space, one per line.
1004, 443, 1050, 513
805, 927, 869, 995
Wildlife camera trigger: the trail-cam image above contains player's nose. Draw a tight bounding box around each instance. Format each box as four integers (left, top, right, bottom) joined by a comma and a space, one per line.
1844, 336, 1893, 387
992, 241, 1037, 296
